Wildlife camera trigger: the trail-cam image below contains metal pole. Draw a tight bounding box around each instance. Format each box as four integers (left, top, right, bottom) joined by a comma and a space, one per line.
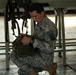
60, 8, 66, 65
4, 7, 10, 70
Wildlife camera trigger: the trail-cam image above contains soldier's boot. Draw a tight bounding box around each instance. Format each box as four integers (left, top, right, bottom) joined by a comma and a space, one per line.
29, 69, 38, 75
42, 63, 57, 75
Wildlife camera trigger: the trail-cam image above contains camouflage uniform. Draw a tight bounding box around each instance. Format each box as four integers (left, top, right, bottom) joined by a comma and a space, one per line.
10, 16, 57, 75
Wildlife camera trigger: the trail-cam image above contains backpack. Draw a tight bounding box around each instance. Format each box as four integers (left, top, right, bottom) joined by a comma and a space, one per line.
12, 34, 34, 56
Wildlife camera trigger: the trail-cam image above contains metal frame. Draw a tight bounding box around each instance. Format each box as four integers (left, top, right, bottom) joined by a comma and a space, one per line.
55, 8, 66, 65
55, 8, 76, 72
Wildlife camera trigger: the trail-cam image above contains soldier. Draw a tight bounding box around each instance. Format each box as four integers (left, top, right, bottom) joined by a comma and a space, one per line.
10, 2, 57, 75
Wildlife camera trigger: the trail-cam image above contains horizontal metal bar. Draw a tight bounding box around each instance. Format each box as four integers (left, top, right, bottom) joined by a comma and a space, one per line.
0, 53, 6, 55
54, 49, 76, 52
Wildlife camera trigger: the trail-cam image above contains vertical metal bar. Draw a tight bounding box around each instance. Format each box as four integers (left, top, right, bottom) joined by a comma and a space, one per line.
58, 9, 62, 48
60, 8, 66, 65
55, 9, 62, 57
4, 7, 10, 70
54, 10, 57, 27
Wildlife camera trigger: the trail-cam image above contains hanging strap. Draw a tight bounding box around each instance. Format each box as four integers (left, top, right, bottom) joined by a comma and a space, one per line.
12, 19, 20, 37
22, 19, 28, 34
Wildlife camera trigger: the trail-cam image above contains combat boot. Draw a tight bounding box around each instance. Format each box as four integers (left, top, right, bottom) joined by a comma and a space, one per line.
42, 63, 57, 75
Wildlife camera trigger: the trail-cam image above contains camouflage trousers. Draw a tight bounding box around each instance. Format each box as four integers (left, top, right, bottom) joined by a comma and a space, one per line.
10, 51, 53, 75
